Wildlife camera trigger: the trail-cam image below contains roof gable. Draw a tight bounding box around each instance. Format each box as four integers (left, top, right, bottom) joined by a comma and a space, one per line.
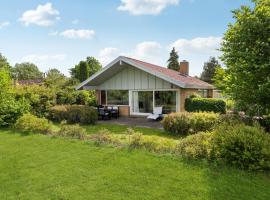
76, 56, 214, 90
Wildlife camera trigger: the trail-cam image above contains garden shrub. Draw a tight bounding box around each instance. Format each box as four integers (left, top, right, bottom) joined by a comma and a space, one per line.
15, 113, 52, 134
126, 128, 177, 153
162, 112, 219, 135
189, 112, 219, 133
66, 105, 98, 124
15, 85, 56, 117
48, 105, 70, 122
176, 132, 212, 159
210, 123, 270, 171
58, 123, 87, 139
185, 97, 226, 113
79, 106, 98, 124
48, 105, 98, 124
0, 97, 30, 127
91, 129, 120, 146
162, 112, 190, 135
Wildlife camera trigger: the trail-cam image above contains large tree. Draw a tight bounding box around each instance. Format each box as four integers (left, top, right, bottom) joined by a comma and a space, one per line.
167, 47, 179, 71
0, 53, 11, 71
13, 62, 43, 80
70, 57, 102, 82
86, 56, 102, 77
44, 68, 68, 89
200, 57, 220, 84
218, 0, 270, 115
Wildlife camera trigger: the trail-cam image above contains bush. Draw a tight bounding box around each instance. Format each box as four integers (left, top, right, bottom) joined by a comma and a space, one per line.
15, 113, 52, 134
185, 97, 226, 113
176, 132, 212, 159
162, 112, 219, 135
210, 123, 270, 170
66, 105, 98, 124
0, 96, 30, 127
58, 123, 87, 139
126, 128, 177, 153
48, 105, 98, 124
48, 105, 70, 122
15, 85, 56, 118
90, 129, 120, 146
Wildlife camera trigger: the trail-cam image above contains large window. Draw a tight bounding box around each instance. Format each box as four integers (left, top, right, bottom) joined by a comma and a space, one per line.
155, 91, 176, 114
197, 89, 208, 98
133, 91, 153, 113
106, 90, 129, 105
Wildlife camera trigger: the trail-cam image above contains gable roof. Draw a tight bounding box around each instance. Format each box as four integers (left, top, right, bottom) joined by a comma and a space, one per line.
76, 56, 214, 90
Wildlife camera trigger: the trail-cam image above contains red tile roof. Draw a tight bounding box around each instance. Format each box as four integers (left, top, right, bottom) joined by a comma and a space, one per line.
124, 56, 213, 89
17, 79, 43, 85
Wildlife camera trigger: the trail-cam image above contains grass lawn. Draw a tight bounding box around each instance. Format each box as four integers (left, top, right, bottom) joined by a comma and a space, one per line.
0, 129, 270, 200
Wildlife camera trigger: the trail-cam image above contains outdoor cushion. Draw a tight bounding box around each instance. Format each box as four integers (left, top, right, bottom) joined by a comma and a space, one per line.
147, 107, 162, 120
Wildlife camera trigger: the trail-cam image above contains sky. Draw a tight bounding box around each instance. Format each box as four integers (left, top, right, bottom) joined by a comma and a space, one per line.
0, 0, 253, 76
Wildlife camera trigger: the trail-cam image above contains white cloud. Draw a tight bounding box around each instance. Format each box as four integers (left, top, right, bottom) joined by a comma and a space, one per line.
21, 54, 66, 63
118, 0, 179, 15
98, 47, 121, 65
60, 29, 95, 39
19, 2, 60, 27
0, 21, 10, 29
169, 36, 222, 55
134, 41, 162, 57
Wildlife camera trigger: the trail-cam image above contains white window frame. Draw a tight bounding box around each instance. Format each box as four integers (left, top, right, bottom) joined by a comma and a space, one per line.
129, 89, 180, 116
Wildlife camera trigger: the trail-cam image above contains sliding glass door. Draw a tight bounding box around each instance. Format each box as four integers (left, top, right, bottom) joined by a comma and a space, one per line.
131, 90, 178, 115
132, 91, 153, 114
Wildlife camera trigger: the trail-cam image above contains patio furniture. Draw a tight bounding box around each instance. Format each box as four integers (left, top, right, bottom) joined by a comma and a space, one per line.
147, 107, 163, 121
98, 108, 111, 120
110, 106, 119, 119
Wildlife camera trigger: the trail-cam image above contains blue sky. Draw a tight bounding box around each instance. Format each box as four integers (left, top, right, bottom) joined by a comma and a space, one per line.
0, 0, 252, 76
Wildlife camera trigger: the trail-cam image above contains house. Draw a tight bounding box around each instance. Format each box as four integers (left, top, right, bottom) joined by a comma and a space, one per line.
76, 56, 214, 116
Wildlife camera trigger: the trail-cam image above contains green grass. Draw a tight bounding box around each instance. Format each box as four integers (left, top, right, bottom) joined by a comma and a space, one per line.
0, 129, 270, 200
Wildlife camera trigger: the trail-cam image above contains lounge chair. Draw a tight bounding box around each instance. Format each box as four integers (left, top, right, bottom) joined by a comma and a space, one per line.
147, 107, 163, 120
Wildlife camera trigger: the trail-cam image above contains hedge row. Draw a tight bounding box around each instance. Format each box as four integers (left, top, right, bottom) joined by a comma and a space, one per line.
185, 97, 226, 113
48, 105, 98, 124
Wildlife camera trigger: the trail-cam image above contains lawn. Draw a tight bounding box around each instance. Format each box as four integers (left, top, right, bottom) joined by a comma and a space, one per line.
0, 128, 270, 200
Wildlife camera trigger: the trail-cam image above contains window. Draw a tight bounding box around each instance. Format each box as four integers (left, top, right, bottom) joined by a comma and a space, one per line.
155, 91, 176, 114
107, 90, 129, 105
198, 89, 208, 98
101, 90, 106, 105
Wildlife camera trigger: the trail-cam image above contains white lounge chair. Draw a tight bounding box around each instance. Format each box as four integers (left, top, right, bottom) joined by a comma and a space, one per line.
147, 107, 163, 120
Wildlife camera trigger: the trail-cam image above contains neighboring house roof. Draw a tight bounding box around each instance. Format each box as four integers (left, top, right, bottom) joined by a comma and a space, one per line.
17, 79, 43, 85
76, 56, 214, 90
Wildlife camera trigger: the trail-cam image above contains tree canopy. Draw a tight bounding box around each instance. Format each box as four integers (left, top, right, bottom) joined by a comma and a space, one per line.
70, 57, 102, 82
217, 0, 270, 115
167, 47, 179, 71
44, 68, 68, 89
13, 62, 43, 80
200, 57, 220, 84
0, 53, 11, 71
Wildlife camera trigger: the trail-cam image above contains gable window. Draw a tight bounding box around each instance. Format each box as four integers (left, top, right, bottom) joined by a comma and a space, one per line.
107, 90, 129, 105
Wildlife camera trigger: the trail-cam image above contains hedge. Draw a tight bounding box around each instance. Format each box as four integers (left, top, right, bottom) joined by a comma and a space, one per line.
185, 97, 226, 113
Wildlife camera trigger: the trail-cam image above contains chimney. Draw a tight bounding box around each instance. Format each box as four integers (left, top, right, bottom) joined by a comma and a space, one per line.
179, 60, 189, 76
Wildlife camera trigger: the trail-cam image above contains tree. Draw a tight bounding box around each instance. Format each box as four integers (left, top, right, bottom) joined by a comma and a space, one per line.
44, 68, 68, 89
200, 57, 220, 84
13, 62, 43, 80
167, 47, 179, 71
78, 61, 89, 82
86, 56, 102, 77
70, 57, 102, 82
0, 53, 11, 71
219, 0, 270, 115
